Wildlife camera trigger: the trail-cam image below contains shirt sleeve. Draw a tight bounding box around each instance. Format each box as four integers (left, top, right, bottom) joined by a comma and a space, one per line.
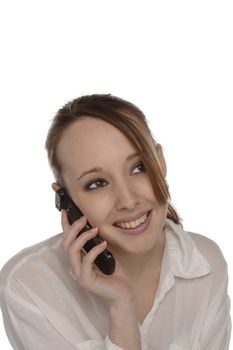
199, 248, 231, 349
0, 288, 75, 350
0, 284, 125, 350
78, 335, 125, 350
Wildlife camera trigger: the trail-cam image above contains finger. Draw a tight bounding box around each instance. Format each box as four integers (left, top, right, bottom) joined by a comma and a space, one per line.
77, 240, 108, 284
68, 227, 98, 255
68, 228, 99, 278
82, 239, 107, 266
61, 209, 71, 233
62, 215, 87, 251
61, 210, 85, 233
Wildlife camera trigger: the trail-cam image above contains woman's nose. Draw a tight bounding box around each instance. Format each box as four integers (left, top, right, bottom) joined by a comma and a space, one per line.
114, 182, 139, 211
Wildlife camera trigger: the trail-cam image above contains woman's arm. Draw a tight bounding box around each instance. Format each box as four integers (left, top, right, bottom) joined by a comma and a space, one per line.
108, 298, 141, 350
199, 249, 231, 349
59, 209, 143, 349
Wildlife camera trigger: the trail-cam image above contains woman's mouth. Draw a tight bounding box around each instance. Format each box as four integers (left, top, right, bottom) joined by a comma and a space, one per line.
113, 210, 153, 235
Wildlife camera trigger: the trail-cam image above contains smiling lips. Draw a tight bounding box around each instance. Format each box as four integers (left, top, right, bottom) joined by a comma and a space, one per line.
113, 210, 151, 228
113, 210, 153, 235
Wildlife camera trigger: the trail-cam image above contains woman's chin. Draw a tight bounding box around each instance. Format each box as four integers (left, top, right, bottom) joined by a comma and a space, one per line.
108, 236, 159, 257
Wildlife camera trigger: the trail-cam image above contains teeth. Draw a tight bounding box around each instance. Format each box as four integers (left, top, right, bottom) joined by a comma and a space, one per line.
116, 213, 148, 229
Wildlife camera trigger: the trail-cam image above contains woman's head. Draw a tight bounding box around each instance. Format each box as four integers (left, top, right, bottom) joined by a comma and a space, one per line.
45, 94, 182, 229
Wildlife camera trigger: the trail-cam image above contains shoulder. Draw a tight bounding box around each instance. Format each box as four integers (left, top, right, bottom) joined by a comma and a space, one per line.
0, 234, 63, 292
188, 230, 228, 279
188, 231, 227, 266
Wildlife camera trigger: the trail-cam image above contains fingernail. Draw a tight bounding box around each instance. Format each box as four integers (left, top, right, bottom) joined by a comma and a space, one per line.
80, 216, 86, 221
90, 227, 98, 232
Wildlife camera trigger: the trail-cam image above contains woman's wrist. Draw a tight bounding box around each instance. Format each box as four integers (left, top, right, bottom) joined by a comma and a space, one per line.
108, 299, 141, 350
109, 295, 137, 316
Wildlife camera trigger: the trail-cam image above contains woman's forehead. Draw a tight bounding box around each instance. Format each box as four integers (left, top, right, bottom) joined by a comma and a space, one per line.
62, 117, 121, 138
56, 117, 137, 164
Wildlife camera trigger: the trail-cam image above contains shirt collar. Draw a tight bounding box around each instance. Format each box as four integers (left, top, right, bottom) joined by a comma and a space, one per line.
163, 218, 211, 279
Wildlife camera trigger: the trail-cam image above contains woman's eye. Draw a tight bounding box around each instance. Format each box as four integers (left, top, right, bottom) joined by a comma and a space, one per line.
84, 178, 107, 191
84, 162, 146, 191
131, 161, 146, 174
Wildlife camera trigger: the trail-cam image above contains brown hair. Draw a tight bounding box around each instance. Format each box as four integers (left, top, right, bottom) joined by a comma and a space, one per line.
45, 94, 183, 226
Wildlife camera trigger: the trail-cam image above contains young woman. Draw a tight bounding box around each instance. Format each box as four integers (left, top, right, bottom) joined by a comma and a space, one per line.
0, 94, 231, 349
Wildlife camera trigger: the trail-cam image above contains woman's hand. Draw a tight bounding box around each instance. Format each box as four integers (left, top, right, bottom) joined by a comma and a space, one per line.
52, 183, 141, 349
61, 208, 136, 306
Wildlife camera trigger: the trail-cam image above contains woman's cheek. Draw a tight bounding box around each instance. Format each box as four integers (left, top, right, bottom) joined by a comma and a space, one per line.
80, 196, 113, 228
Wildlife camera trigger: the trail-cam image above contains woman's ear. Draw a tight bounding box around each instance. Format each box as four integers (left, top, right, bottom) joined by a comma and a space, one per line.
155, 143, 167, 178
51, 182, 62, 192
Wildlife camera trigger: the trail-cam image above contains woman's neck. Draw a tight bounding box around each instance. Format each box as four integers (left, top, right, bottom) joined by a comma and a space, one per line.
111, 231, 165, 284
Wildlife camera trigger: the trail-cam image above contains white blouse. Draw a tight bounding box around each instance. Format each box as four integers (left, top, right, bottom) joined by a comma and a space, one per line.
0, 218, 231, 350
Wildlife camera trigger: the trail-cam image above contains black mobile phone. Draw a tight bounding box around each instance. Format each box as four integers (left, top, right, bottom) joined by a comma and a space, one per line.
54, 187, 116, 275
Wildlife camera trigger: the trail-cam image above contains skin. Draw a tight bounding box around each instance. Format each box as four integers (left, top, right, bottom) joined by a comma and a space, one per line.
52, 116, 168, 305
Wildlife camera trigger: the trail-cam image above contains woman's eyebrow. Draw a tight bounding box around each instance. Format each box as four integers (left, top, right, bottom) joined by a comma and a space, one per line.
76, 152, 139, 181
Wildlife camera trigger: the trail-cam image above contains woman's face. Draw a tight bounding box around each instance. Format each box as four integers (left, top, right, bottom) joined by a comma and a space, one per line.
55, 117, 168, 256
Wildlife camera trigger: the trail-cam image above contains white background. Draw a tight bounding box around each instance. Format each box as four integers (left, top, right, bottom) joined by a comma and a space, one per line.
0, 1, 232, 348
